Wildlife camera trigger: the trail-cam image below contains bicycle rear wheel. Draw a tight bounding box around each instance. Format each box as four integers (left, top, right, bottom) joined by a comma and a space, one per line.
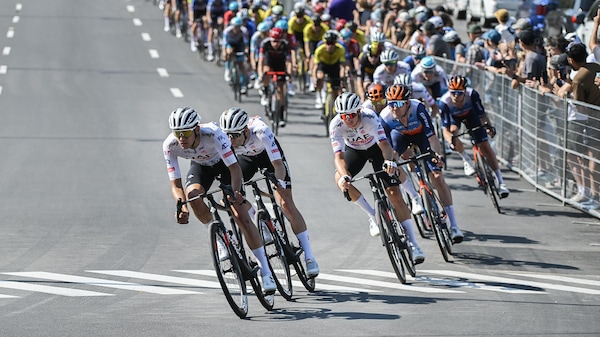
324, 91, 334, 137
247, 261, 275, 311
278, 210, 315, 292
270, 87, 280, 136
377, 201, 407, 284
422, 187, 450, 262
209, 222, 248, 319
257, 210, 293, 301
232, 65, 241, 102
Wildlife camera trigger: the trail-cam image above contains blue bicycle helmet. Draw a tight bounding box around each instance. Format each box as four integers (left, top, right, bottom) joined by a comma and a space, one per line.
231, 17, 243, 27
275, 19, 288, 30
420, 56, 436, 70
257, 21, 271, 33
229, 2, 239, 11
340, 27, 352, 40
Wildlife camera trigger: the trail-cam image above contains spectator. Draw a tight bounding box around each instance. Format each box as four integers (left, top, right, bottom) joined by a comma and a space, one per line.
494, 9, 515, 45
588, 8, 600, 62
507, 30, 547, 89
465, 24, 484, 51
566, 43, 600, 209
329, 0, 358, 22
423, 16, 451, 58
443, 30, 465, 63
474, 30, 506, 74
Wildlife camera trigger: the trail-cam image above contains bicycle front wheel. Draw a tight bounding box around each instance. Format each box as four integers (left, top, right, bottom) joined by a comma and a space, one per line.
270, 88, 280, 136
257, 210, 293, 301
324, 91, 334, 137
422, 188, 450, 262
482, 156, 501, 213
209, 221, 248, 319
377, 201, 407, 284
247, 260, 275, 311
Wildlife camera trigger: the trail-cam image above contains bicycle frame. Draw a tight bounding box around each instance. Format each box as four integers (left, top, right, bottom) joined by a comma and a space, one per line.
264, 71, 287, 136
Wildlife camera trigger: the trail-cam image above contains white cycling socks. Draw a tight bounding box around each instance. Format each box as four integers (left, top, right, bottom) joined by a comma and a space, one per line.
444, 205, 458, 229
354, 195, 375, 218
252, 248, 273, 277
296, 230, 314, 261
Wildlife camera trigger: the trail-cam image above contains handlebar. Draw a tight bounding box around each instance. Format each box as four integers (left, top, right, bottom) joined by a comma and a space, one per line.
176, 184, 236, 219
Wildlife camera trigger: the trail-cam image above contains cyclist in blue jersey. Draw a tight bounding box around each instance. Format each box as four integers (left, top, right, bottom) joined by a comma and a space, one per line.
438, 75, 509, 198
379, 84, 465, 244
207, 0, 228, 61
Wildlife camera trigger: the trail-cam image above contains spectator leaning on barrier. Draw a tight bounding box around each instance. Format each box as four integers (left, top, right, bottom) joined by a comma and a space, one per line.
474, 30, 508, 75
566, 42, 600, 208
494, 9, 515, 45
507, 30, 547, 89
589, 9, 600, 64
422, 16, 451, 58
466, 25, 486, 66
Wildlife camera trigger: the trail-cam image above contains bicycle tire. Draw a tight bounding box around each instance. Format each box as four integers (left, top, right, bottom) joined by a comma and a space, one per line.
482, 157, 501, 213
270, 87, 280, 136
248, 263, 275, 311
324, 92, 334, 137
232, 65, 241, 102
278, 210, 315, 292
473, 150, 488, 193
257, 210, 293, 301
377, 201, 407, 284
422, 186, 450, 262
392, 219, 416, 277
209, 222, 248, 319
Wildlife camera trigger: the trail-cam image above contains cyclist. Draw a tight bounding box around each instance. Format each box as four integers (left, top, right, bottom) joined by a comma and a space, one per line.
163, 107, 277, 293
439, 75, 510, 198
411, 55, 448, 100
356, 32, 385, 99
288, 4, 313, 91
164, 0, 186, 38
362, 83, 387, 114
330, 92, 426, 264
394, 73, 439, 118
250, 21, 272, 89
258, 27, 292, 126
340, 27, 360, 92
403, 43, 426, 71
303, 15, 329, 91
379, 84, 465, 244
219, 107, 320, 277
222, 17, 250, 93
206, 0, 228, 61
189, 0, 209, 52
373, 49, 411, 88
313, 30, 346, 110
345, 21, 366, 49
224, 1, 239, 26
274, 19, 298, 96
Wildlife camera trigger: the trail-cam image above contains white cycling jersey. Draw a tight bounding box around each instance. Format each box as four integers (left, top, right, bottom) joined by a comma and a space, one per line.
232, 116, 282, 161
330, 108, 388, 153
373, 61, 410, 87
163, 122, 237, 180
411, 82, 435, 107
411, 63, 448, 91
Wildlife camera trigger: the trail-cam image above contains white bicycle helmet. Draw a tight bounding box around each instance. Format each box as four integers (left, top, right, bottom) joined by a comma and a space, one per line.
393, 73, 412, 86
335, 92, 362, 114
219, 107, 249, 133
169, 107, 200, 130
410, 43, 426, 58
371, 31, 386, 43
380, 49, 399, 63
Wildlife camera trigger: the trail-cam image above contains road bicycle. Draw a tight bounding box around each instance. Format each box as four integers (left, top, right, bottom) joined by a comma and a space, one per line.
192, 18, 208, 60
208, 25, 223, 66
264, 71, 288, 136
246, 170, 318, 297
344, 169, 416, 284
296, 47, 307, 94
400, 149, 454, 262
230, 51, 246, 103
176, 184, 274, 318
400, 164, 432, 239
453, 125, 502, 213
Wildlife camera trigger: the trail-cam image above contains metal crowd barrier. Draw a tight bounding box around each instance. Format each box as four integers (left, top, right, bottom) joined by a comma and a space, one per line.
393, 47, 600, 217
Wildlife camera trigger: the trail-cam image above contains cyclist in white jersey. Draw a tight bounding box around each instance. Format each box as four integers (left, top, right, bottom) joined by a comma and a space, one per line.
330, 92, 426, 264
411, 56, 448, 100
219, 107, 320, 277
163, 107, 277, 293
373, 49, 410, 88
394, 73, 440, 118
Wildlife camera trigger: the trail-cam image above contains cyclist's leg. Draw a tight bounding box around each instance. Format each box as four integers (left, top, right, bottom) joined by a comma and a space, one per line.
163, 0, 172, 31
184, 162, 213, 224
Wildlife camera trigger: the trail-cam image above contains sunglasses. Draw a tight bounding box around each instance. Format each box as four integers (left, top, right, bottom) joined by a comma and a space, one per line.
173, 129, 194, 138
326, 41, 336, 45
384, 62, 397, 66
388, 100, 407, 108
228, 131, 244, 138
423, 69, 435, 74
450, 90, 465, 96
340, 112, 358, 120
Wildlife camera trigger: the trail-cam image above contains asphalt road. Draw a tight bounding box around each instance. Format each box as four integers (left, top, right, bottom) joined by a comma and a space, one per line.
0, 1, 599, 336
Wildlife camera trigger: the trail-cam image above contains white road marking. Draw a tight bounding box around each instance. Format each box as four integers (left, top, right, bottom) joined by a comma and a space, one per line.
318, 272, 462, 293
149, 49, 159, 58
87, 270, 218, 290
0, 65, 8, 74
126, 5, 135, 12
0, 280, 112, 297
420, 270, 600, 295
12, 16, 19, 24
3, 272, 199, 295
503, 272, 600, 287
2, 47, 11, 55
0, 293, 19, 298
0, 87, 3, 96
7, 28, 14, 38
157, 68, 169, 77
132, 18, 142, 26
141, 32, 151, 41
16, 4, 22, 11
170, 88, 183, 97
176, 270, 379, 292
338, 269, 544, 294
